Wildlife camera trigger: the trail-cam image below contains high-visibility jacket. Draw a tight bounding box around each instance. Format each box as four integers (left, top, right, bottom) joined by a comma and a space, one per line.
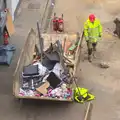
84, 19, 102, 43
74, 87, 88, 103
74, 87, 95, 103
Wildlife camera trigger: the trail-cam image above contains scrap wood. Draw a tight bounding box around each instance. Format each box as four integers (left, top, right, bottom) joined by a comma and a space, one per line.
56, 40, 67, 70
62, 39, 72, 54
37, 22, 44, 63
65, 62, 74, 67
63, 55, 74, 67
36, 81, 50, 95
63, 37, 67, 54
84, 102, 93, 120
65, 61, 74, 67
73, 31, 84, 76
63, 55, 73, 63
6, 9, 15, 36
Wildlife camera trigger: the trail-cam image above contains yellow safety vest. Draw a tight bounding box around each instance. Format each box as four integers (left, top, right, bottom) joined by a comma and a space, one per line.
74, 87, 88, 103
84, 19, 102, 43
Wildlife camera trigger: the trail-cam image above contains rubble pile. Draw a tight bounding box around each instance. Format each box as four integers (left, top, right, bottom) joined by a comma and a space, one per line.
19, 40, 73, 100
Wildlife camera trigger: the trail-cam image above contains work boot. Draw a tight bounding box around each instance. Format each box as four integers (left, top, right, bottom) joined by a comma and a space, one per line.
88, 55, 92, 62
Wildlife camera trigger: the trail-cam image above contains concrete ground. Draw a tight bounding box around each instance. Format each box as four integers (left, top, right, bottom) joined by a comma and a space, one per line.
0, 0, 85, 120
53, 0, 120, 120
1, 0, 120, 120
78, 35, 120, 120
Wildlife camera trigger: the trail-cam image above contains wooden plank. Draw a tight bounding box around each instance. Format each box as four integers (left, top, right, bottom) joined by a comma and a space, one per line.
84, 102, 93, 120
15, 95, 73, 102
6, 10, 15, 36
73, 31, 84, 76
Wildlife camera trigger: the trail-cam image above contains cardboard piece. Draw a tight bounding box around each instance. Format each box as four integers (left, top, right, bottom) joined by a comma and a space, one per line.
36, 81, 50, 95
6, 10, 15, 36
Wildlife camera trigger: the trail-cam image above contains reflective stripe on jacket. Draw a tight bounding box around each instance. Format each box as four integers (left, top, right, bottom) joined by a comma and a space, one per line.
84, 19, 102, 43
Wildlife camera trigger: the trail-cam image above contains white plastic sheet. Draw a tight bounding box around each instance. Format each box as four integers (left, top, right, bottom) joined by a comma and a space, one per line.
52, 63, 64, 78
33, 62, 48, 76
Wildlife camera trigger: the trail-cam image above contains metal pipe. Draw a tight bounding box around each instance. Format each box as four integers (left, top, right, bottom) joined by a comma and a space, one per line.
37, 22, 43, 62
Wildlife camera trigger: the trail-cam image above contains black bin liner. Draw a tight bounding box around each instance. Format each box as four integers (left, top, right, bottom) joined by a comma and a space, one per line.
42, 56, 57, 70
47, 72, 61, 89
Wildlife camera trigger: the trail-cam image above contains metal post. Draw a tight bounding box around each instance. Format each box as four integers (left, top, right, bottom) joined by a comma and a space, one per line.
37, 22, 43, 62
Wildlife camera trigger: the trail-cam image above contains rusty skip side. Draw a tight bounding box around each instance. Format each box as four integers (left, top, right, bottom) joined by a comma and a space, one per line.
84, 102, 93, 120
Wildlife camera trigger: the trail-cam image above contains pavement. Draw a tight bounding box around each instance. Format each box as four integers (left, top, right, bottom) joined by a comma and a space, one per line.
1, 0, 120, 119
0, 0, 85, 120
53, 0, 120, 119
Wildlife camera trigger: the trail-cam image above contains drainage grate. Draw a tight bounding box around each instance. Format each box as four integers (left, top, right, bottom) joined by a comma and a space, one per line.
28, 3, 40, 9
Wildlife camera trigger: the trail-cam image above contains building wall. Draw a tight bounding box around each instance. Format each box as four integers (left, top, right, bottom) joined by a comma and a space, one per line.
6, 0, 12, 15
6, 0, 20, 21
0, 0, 6, 10
11, 0, 20, 20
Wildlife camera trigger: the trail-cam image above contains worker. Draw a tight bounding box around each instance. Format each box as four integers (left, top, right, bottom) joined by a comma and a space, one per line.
84, 14, 102, 62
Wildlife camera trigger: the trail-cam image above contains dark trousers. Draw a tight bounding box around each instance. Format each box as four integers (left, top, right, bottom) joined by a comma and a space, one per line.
87, 41, 97, 56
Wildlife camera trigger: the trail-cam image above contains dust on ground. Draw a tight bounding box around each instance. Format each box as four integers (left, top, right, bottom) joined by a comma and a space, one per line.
1, 0, 120, 119
53, 0, 120, 119
0, 0, 85, 120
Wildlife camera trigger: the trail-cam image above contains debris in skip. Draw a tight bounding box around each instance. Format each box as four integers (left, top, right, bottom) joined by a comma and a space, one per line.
15, 22, 95, 102
99, 62, 109, 69
18, 22, 73, 101
19, 40, 73, 100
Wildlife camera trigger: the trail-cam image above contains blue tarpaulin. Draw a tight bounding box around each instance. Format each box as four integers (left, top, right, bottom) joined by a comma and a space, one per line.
0, 44, 16, 65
